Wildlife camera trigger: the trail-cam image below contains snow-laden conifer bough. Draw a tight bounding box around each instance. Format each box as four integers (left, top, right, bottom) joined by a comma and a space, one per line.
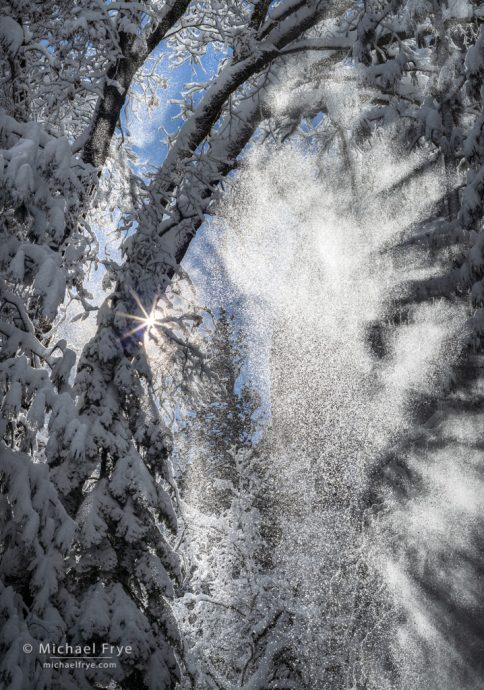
0, 1, 483, 688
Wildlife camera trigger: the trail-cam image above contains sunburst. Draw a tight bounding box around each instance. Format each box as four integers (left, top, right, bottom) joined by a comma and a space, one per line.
118, 291, 161, 339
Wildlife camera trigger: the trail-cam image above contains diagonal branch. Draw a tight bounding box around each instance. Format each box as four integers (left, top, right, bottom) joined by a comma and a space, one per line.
141, 0, 352, 215
82, 0, 191, 168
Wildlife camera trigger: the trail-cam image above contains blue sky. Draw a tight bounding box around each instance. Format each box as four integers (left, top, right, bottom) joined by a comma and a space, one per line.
119, 41, 234, 311
123, 42, 223, 168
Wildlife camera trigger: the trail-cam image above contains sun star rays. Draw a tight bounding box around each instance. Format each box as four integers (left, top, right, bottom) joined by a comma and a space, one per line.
118, 290, 161, 339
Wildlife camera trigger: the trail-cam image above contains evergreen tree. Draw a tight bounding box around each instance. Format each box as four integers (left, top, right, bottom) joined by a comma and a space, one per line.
172, 309, 299, 689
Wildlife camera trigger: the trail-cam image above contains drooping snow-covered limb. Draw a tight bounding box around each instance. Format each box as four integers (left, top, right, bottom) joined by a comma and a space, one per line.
0, 19, 108, 684
366, 5, 483, 340
0, 443, 76, 690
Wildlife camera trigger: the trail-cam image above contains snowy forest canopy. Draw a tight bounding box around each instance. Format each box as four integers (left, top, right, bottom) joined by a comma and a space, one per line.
0, 1, 484, 689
